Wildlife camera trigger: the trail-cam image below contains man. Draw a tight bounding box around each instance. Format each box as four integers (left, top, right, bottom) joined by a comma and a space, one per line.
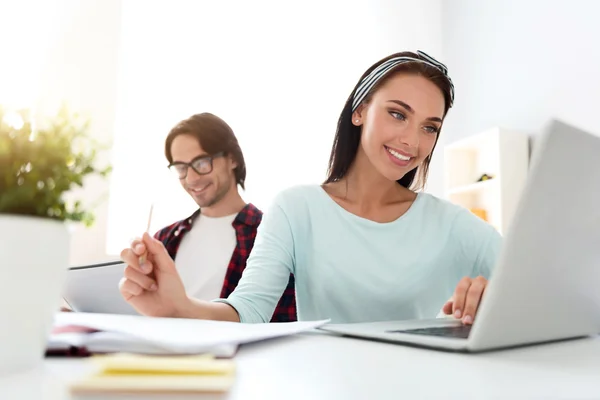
150, 112, 296, 322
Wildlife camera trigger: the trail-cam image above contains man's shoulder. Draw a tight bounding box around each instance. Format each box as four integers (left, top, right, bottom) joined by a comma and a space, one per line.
236, 203, 263, 227
153, 212, 196, 242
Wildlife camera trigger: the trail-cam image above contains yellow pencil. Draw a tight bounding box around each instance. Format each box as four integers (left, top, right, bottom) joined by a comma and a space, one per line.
139, 203, 154, 267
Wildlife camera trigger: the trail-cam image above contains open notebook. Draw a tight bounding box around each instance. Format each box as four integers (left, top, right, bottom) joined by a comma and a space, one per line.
47, 324, 239, 357
47, 312, 328, 357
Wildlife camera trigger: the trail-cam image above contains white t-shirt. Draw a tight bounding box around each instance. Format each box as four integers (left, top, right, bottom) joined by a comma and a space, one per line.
174, 213, 237, 301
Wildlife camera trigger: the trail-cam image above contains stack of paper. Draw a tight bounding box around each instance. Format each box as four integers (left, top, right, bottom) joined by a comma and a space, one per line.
48, 325, 238, 357
70, 353, 236, 395
50, 312, 328, 356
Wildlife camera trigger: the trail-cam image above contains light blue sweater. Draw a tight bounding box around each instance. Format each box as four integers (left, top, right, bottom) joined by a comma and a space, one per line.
214, 185, 502, 323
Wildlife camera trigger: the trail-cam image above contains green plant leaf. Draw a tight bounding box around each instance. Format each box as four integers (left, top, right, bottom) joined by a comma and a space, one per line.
0, 104, 111, 225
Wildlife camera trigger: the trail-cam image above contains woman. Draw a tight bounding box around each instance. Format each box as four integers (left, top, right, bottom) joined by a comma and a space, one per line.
119, 50, 502, 325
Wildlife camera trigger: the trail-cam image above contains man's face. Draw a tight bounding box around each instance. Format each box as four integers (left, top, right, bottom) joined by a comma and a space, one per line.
169, 134, 236, 208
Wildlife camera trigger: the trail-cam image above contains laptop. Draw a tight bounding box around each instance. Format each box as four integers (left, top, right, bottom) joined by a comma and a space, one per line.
319, 119, 600, 352
63, 261, 140, 315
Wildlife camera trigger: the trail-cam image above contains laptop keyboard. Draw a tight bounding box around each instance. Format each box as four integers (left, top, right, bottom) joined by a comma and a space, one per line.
388, 325, 472, 339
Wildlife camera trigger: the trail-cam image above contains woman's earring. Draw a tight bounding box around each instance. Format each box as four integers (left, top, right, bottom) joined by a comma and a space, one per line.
355, 119, 359, 123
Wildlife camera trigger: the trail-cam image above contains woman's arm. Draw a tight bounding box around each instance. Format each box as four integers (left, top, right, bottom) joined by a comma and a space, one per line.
211, 202, 297, 323
439, 207, 503, 322
119, 199, 297, 323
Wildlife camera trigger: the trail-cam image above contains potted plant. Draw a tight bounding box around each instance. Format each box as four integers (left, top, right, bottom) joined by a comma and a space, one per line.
0, 104, 110, 374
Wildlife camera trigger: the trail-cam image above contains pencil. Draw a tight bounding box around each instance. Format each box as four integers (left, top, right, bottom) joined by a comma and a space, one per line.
146, 203, 154, 233
139, 203, 154, 267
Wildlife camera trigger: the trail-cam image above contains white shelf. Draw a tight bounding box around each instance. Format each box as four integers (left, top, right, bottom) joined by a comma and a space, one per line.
444, 127, 529, 235
447, 178, 497, 196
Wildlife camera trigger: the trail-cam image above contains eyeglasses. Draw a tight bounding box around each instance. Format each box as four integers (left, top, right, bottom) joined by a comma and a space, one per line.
168, 152, 225, 179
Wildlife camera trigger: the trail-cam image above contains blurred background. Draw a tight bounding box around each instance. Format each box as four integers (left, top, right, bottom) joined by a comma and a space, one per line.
1, 0, 598, 265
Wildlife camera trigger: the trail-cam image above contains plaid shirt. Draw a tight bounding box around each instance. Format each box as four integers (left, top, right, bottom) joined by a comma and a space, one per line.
153, 203, 297, 322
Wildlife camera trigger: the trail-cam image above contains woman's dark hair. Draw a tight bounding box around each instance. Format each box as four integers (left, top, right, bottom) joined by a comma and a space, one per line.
325, 51, 454, 191
165, 113, 246, 189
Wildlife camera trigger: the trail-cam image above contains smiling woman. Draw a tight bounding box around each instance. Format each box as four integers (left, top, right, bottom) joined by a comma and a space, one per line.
326, 51, 454, 192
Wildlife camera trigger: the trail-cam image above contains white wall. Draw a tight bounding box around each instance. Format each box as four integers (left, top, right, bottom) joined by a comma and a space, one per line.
106, 0, 445, 254
0, 0, 123, 265
53, 0, 122, 265
6, 0, 598, 263
2, 0, 447, 263
441, 0, 600, 144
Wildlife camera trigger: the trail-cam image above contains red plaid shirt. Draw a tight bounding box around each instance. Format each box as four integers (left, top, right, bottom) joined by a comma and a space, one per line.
153, 203, 297, 322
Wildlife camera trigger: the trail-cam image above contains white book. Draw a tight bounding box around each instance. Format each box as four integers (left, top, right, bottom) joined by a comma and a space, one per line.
48, 312, 328, 357
48, 329, 239, 357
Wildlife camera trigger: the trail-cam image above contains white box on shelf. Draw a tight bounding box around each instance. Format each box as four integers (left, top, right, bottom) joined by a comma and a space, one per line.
443, 127, 529, 235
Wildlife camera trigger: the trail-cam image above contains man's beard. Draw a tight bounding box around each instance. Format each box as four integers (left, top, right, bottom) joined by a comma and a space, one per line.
198, 178, 231, 208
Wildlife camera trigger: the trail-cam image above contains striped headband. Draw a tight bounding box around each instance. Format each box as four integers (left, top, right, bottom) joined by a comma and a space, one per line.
351, 50, 455, 112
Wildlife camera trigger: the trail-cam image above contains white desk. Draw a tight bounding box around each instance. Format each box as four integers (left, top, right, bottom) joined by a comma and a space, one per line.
2, 331, 600, 399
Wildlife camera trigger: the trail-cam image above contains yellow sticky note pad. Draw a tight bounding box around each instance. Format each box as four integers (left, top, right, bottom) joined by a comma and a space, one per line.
70, 353, 236, 394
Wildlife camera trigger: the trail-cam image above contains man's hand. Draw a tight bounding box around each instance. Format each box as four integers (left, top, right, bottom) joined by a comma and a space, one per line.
442, 276, 488, 325
119, 232, 190, 317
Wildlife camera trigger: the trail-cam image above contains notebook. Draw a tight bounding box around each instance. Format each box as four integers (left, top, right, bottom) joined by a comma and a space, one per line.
48, 312, 328, 357
47, 324, 238, 357
70, 352, 236, 395
63, 261, 139, 315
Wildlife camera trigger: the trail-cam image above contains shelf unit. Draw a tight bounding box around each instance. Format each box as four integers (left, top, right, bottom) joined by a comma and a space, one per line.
444, 127, 530, 235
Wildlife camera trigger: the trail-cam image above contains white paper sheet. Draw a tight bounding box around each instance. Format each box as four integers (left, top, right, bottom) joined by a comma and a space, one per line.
48, 330, 239, 357
53, 312, 329, 353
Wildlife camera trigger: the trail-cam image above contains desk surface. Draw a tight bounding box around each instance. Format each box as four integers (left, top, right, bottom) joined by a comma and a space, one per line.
2, 331, 600, 399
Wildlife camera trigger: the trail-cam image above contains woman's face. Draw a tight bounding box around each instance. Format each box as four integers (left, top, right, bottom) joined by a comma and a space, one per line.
354, 73, 445, 183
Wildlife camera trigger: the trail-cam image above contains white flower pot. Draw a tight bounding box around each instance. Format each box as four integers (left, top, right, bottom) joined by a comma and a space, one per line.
0, 215, 69, 375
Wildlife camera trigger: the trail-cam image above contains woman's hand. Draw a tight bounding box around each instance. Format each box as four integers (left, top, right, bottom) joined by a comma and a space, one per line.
442, 276, 488, 325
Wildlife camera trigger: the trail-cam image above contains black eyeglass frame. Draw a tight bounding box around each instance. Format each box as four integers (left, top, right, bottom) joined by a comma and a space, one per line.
168, 151, 226, 179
